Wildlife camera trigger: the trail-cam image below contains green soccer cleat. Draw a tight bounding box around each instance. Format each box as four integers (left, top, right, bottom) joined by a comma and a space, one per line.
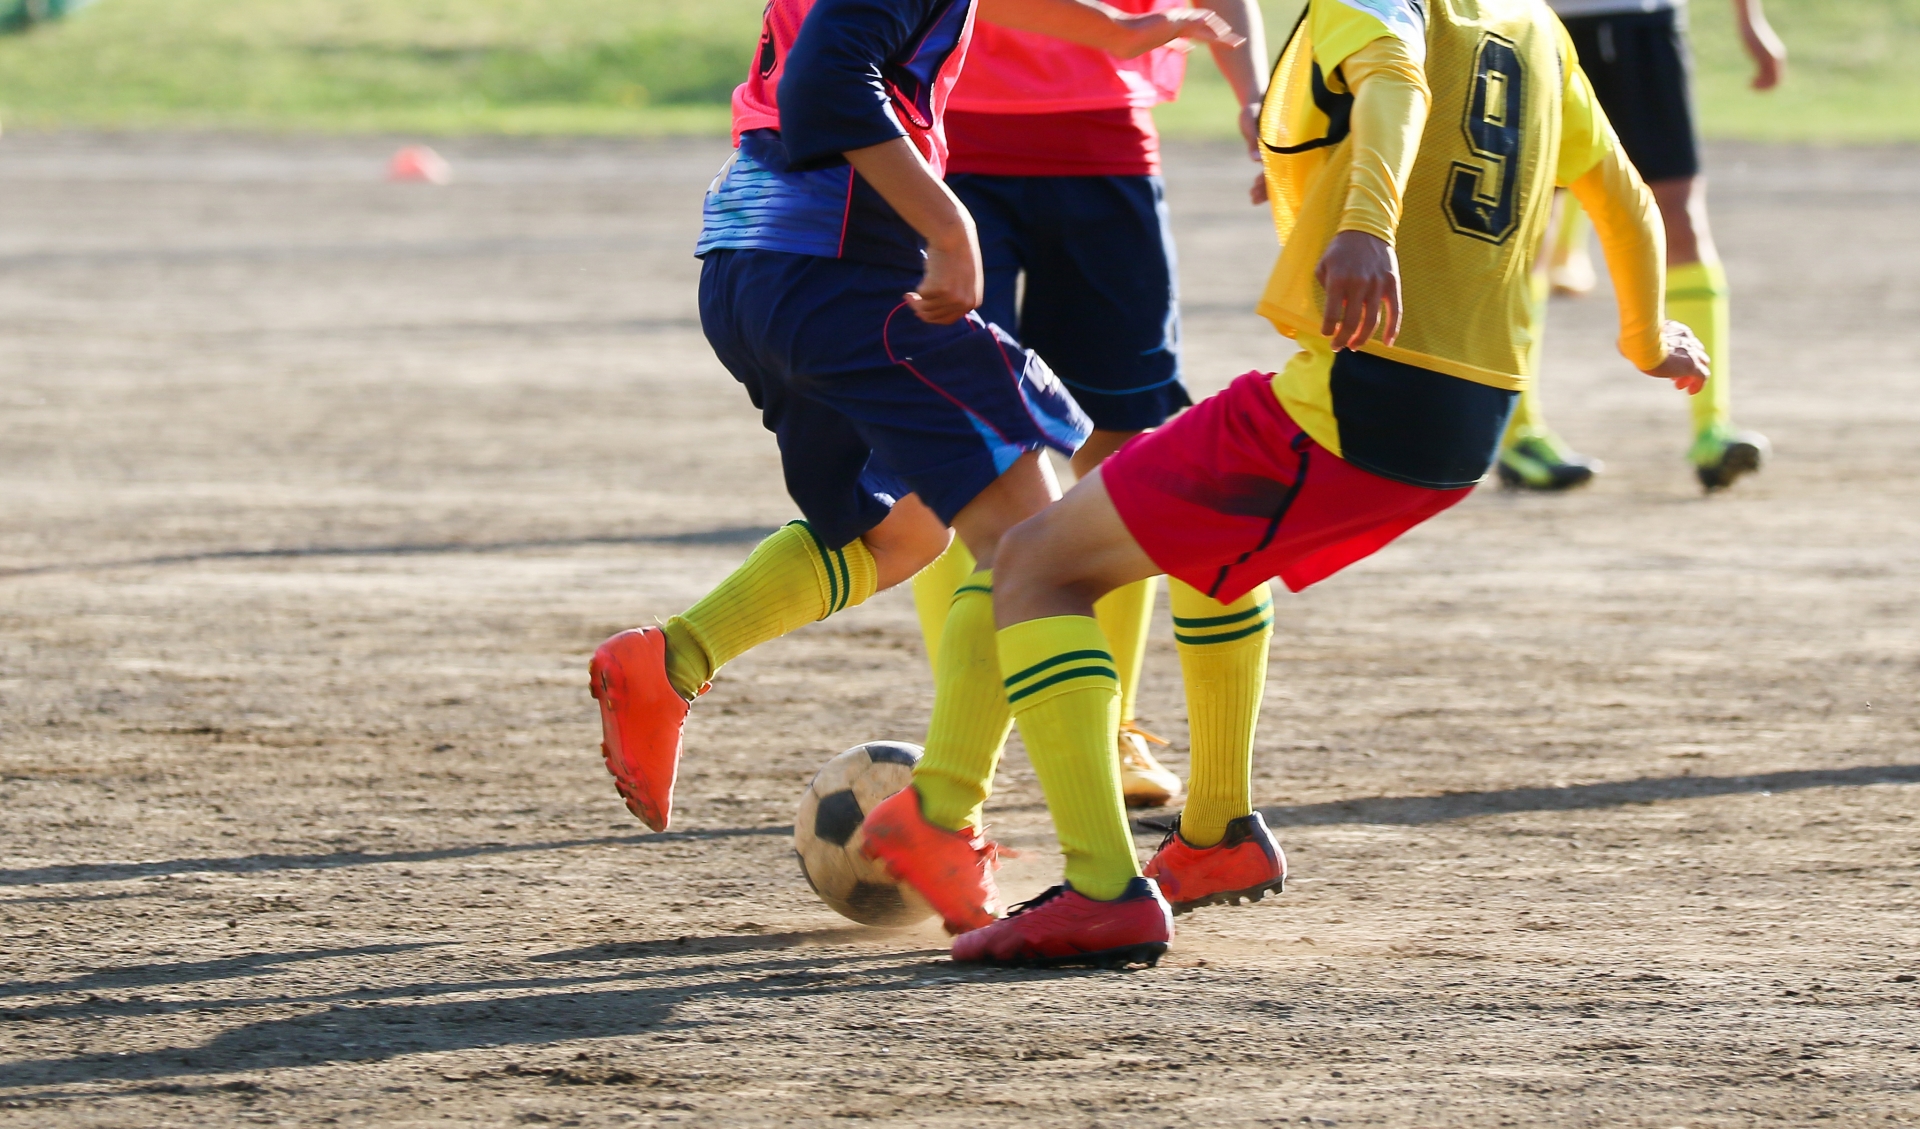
1689, 425, 1770, 491
1497, 430, 1602, 491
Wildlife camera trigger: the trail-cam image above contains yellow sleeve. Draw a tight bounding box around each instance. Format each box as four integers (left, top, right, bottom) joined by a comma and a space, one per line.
1333, 34, 1430, 244
1311, 0, 1428, 74
1557, 27, 1667, 371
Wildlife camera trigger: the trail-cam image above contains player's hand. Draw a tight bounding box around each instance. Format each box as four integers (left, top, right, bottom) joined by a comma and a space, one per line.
907, 235, 984, 326
1738, 4, 1787, 91
1108, 7, 1243, 59
1249, 169, 1268, 205
1238, 99, 1262, 161
1316, 229, 1401, 349
1644, 319, 1710, 394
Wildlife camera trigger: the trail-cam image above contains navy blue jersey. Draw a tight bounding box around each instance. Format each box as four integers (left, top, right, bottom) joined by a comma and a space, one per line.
697, 0, 976, 270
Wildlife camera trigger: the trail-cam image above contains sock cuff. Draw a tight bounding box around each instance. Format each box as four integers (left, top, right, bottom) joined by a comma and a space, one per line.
1667, 259, 1727, 300
1170, 581, 1273, 647
953, 567, 993, 599
998, 616, 1116, 710
788, 520, 876, 618
840, 537, 879, 610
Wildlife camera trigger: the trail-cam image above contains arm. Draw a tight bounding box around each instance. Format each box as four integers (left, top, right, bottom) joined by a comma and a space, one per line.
844, 140, 982, 326
778, 0, 982, 325
1733, 0, 1786, 91
1313, 34, 1430, 348
1566, 148, 1707, 391
974, 0, 1242, 59
1558, 57, 1708, 392
1198, 0, 1269, 156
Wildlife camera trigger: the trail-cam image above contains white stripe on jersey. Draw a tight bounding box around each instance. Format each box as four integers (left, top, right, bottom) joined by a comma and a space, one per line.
1328, 0, 1428, 65
1547, 0, 1680, 16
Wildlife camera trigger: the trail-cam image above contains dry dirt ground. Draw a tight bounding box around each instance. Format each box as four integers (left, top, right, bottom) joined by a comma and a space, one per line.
0, 133, 1916, 1128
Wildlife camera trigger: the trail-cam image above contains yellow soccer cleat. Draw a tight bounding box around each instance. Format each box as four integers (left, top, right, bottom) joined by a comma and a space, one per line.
1117, 722, 1182, 809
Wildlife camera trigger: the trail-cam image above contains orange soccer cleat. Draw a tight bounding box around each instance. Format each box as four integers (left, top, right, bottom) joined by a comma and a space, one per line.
589, 627, 699, 832
950, 879, 1173, 968
1143, 812, 1287, 914
859, 787, 1006, 935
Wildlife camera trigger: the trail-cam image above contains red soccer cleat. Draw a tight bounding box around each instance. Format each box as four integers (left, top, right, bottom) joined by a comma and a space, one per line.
589, 627, 699, 832
950, 878, 1173, 968
859, 787, 1005, 935
1143, 811, 1287, 914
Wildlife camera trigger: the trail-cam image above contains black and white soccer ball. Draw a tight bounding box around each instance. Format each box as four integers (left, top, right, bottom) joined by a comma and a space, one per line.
793, 741, 935, 928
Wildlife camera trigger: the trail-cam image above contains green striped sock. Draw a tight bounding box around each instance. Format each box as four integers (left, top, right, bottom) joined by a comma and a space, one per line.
1171, 581, 1273, 848
999, 615, 1139, 900
662, 521, 877, 700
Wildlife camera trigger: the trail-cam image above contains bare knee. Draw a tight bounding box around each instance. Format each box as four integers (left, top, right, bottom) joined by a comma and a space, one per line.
993, 511, 1109, 626
1651, 176, 1712, 264
862, 497, 952, 591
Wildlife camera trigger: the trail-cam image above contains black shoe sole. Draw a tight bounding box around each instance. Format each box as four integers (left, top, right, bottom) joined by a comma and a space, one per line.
1696, 441, 1763, 490
959, 941, 1169, 970
1171, 878, 1286, 916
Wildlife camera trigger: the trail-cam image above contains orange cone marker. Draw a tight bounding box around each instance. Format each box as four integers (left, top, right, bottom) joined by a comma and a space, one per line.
387, 146, 451, 185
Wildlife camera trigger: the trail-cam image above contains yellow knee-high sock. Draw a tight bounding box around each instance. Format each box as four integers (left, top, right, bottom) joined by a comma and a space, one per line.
660, 521, 877, 700
1094, 575, 1159, 728
1169, 581, 1273, 848
1504, 269, 1554, 448
1667, 258, 1733, 442
912, 569, 1011, 832
910, 538, 975, 676
999, 616, 1140, 900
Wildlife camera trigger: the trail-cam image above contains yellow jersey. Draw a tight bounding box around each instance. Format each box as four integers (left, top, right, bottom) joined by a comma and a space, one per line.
1256, 0, 1618, 392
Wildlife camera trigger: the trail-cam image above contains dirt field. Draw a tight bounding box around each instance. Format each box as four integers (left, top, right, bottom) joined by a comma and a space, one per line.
0, 133, 1915, 1127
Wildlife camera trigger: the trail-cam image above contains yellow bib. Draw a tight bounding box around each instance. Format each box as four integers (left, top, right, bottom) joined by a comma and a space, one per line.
1257, 0, 1567, 390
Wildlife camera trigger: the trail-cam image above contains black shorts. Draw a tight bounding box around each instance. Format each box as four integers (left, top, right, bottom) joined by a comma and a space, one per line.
1562, 7, 1701, 182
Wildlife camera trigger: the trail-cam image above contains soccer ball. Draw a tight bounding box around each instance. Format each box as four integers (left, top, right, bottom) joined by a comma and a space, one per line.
793, 741, 936, 928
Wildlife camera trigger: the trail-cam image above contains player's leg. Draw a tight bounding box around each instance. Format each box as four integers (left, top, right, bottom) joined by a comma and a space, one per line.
909, 173, 1022, 671
954, 362, 1492, 962
834, 290, 1090, 933
590, 250, 954, 831
1024, 174, 1193, 807
943, 469, 1173, 965
1566, 7, 1766, 489
1498, 207, 1602, 492
1650, 175, 1768, 489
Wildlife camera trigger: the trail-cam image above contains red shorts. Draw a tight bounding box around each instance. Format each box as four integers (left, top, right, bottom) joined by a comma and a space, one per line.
1102, 371, 1472, 602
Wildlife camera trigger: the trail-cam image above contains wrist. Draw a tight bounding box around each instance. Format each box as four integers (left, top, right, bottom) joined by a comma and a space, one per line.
1334, 221, 1395, 247
925, 214, 975, 253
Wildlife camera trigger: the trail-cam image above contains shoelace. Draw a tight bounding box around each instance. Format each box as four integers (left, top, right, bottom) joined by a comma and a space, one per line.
1120, 721, 1170, 747
1002, 884, 1068, 919
1153, 814, 1186, 856
964, 832, 1017, 871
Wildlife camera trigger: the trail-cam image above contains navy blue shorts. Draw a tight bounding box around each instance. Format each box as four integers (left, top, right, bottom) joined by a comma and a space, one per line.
949, 173, 1191, 433
699, 248, 1091, 550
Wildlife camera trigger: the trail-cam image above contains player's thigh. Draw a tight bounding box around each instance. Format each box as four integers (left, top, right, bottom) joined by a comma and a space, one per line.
947, 173, 1028, 338
778, 259, 1088, 544
701, 250, 904, 551
1562, 10, 1700, 183
1018, 176, 1190, 433
994, 469, 1159, 626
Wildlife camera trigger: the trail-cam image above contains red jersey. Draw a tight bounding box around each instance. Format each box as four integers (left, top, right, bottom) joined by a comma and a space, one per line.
944, 0, 1185, 177
730, 0, 977, 175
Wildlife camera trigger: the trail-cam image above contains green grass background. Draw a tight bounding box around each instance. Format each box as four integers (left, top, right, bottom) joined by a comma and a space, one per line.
0, 0, 1914, 141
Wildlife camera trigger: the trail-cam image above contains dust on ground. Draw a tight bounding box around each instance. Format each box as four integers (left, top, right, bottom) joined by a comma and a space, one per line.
0, 134, 1915, 1127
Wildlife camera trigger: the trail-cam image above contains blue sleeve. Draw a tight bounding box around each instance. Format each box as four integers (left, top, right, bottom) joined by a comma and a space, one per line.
777, 0, 941, 170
